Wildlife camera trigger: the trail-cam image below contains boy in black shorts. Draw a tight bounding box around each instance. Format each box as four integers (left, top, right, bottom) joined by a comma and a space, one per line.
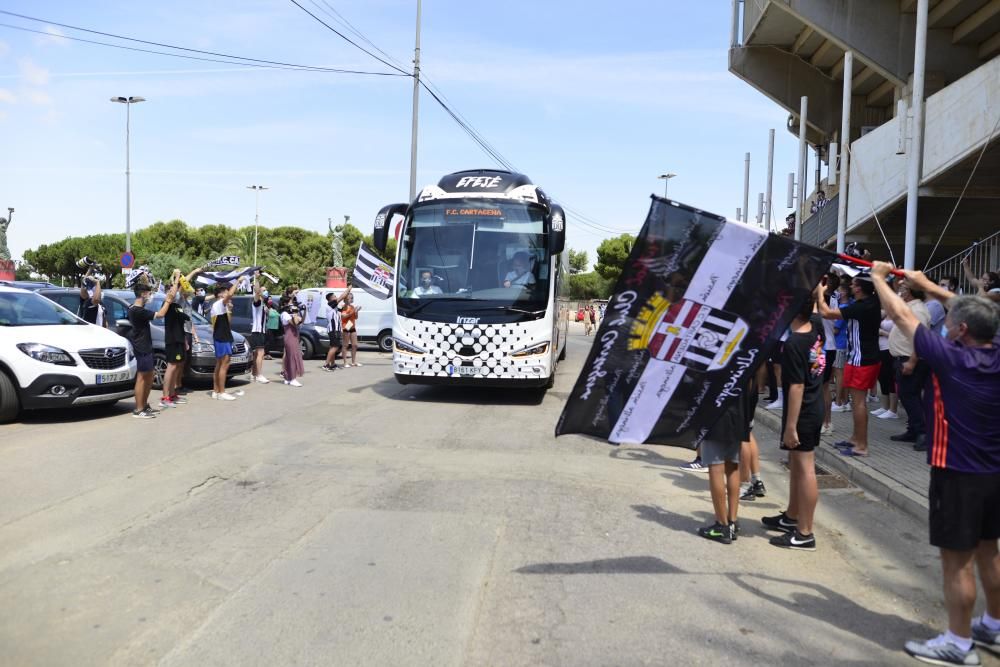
129, 280, 176, 418
763, 297, 825, 551
697, 397, 747, 545
160, 270, 188, 408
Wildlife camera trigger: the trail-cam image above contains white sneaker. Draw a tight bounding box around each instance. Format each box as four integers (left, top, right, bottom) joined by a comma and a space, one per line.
870, 408, 886, 416
210, 391, 219, 400
820, 423, 833, 435
867, 394, 880, 403
831, 402, 851, 413
289, 379, 303, 387
218, 392, 236, 401
354, 362, 363, 367
764, 398, 782, 410
256, 375, 270, 384
877, 410, 899, 419
232, 389, 245, 397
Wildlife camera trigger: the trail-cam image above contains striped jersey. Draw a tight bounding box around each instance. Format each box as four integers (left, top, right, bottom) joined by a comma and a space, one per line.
838, 296, 881, 366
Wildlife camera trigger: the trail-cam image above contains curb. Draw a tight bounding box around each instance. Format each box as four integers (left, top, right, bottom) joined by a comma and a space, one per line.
753, 406, 928, 523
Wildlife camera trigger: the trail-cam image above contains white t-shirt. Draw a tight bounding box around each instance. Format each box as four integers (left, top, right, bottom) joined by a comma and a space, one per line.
251, 298, 266, 333
413, 285, 443, 296
318, 302, 341, 332
822, 295, 837, 350
878, 317, 893, 351
280, 312, 293, 326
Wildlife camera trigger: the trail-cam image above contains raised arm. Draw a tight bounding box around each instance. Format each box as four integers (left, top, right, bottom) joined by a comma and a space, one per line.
184, 266, 203, 285
253, 272, 263, 301
79, 268, 92, 300
335, 284, 353, 303
813, 283, 843, 320
900, 270, 956, 309
961, 257, 983, 293
155, 274, 180, 318
871, 262, 919, 339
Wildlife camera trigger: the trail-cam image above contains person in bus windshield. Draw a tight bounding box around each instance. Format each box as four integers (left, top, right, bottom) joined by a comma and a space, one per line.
413, 270, 443, 297
503, 251, 535, 288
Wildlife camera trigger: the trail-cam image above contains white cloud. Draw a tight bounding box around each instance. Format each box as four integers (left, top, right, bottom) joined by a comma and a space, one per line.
24, 90, 52, 106
18, 58, 50, 86
0, 88, 15, 104
35, 26, 69, 48
0, 40, 10, 58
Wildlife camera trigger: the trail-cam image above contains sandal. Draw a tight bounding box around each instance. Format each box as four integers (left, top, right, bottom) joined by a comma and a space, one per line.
840, 448, 869, 457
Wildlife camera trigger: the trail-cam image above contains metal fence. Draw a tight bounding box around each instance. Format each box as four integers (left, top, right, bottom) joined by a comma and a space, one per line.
924, 229, 1000, 294
801, 194, 839, 247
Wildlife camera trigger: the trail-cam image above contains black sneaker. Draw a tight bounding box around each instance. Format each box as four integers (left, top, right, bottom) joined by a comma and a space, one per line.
769, 529, 816, 551
740, 479, 766, 501
729, 520, 740, 541
698, 521, 732, 545
132, 409, 156, 419
762, 511, 798, 533
913, 434, 928, 452
890, 431, 917, 442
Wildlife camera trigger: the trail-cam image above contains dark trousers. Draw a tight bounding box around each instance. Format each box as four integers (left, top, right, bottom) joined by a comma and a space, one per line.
895, 356, 929, 436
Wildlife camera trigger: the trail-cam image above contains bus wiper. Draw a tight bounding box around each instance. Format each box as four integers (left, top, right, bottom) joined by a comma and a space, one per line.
483, 306, 547, 316
401, 296, 468, 316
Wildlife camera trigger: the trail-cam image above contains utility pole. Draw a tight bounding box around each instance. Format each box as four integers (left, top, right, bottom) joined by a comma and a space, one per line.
765, 129, 775, 233
796, 96, 808, 240
742, 152, 751, 223
903, 0, 929, 269
110, 96, 146, 253
408, 0, 422, 202
247, 185, 268, 266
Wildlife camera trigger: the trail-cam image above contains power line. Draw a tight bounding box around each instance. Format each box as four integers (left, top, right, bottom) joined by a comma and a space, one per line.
312, 0, 410, 71
0, 10, 405, 76
286, 0, 410, 75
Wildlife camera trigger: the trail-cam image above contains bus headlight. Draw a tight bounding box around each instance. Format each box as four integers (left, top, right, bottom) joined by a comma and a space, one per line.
511, 341, 549, 358
393, 337, 426, 355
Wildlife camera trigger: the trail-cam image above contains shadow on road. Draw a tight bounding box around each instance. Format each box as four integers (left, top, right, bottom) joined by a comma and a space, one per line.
515, 556, 686, 575
362, 379, 547, 407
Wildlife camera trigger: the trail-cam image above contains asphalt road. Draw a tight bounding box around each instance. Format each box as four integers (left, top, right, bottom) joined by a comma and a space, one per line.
1, 324, 994, 666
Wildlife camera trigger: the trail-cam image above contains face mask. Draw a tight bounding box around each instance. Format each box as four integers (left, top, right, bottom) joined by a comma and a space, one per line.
337, 302, 346, 310
421, 278, 431, 286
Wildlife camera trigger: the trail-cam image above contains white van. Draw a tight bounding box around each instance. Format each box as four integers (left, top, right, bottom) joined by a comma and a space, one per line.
299, 287, 394, 353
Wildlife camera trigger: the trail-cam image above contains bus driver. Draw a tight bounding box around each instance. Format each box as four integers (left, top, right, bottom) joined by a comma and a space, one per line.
503, 251, 536, 288
413, 270, 444, 297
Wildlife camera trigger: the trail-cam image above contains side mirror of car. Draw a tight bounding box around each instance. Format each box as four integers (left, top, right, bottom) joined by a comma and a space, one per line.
116, 318, 132, 330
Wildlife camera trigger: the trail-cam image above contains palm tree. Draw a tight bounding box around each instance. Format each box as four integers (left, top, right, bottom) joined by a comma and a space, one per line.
225, 229, 281, 269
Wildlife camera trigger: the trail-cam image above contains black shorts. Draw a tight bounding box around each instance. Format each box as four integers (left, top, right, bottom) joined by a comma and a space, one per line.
249, 332, 267, 350
329, 331, 342, 347
929, 467, 1000, 550
780, 423, 821, 452
165, 342, 185, 364
136, 352, 154, 373
741, 376, 759, 440
823, 349, 836, 383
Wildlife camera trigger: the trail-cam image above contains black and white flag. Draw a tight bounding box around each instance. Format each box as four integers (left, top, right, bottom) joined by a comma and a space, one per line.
353, 242, 394, 299
195, 266, 262, 287
555, 197, 836, 448
209, 255, 240, 267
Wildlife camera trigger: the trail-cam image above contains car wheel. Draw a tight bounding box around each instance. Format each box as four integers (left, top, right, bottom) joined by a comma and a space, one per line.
153, 352, 167, 390
300, 336, 314, 360
0, 371, 21, 423
377, 329, 393, 353
558, 343, 567, 361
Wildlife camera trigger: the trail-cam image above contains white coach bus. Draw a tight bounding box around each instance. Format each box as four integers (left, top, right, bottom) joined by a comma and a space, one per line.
371, 169, 569, 388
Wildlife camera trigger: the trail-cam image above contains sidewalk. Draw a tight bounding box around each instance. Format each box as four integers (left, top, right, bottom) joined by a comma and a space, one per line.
754, 398, 930, 522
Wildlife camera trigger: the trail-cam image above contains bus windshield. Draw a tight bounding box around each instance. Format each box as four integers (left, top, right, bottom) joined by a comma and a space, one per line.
396, 200, 550, 318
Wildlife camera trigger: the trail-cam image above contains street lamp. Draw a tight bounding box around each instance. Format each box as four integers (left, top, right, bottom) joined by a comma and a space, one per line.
110, 96, 146, 253
247, 185, 269, 266
657, 172, 677, 198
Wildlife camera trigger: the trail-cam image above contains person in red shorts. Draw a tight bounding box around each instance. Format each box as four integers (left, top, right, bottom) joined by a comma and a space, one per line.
815, 275, 881, 456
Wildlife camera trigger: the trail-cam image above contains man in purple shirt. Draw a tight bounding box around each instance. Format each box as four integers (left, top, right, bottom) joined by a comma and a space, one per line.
870, 261, 1000, 666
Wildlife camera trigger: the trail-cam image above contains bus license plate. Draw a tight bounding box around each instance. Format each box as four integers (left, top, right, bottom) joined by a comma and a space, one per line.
96, 370, 131, 384
456, 365, 480, 376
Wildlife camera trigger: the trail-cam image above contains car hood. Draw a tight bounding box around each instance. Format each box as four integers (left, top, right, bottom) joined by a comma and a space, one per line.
1, 322, 132, 351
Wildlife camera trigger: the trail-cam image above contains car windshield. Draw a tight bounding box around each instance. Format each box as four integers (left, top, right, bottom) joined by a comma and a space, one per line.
396, 199, 550, 318
0, 291, 85, 326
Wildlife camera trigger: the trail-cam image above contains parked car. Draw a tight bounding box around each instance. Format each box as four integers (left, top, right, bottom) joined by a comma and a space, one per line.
228, 294, 330, 359
0, 286, 137, 422
36, 288, 251, 390
299, 287, 393, 352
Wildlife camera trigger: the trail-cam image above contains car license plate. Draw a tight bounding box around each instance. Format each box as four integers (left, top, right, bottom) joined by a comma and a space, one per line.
96, 370, 131, 384
456, 365, 480, 376
232, 354, 249, 363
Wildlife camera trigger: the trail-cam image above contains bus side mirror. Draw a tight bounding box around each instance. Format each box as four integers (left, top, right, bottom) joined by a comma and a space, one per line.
373, 203, 408, 253
547, 204, 566, 255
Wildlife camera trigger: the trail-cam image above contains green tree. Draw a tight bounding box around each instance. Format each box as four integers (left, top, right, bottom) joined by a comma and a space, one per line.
569, 272, 612, 300
568, 249, 588, 274
594, 233, 636, 282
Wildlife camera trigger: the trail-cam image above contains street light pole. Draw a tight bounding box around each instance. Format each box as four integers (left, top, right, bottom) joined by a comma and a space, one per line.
657, 173, 676, 198
110, 96, 146, 253
247, 185, 269, 266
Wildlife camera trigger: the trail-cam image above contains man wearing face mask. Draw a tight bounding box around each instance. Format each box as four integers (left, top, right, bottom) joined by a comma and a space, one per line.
413, 270, 443, 297
321, 287, 352, 371
129, 280, 176, 419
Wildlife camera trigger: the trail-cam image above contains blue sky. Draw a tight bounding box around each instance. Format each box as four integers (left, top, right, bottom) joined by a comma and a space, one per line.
0, 1, 811, 269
